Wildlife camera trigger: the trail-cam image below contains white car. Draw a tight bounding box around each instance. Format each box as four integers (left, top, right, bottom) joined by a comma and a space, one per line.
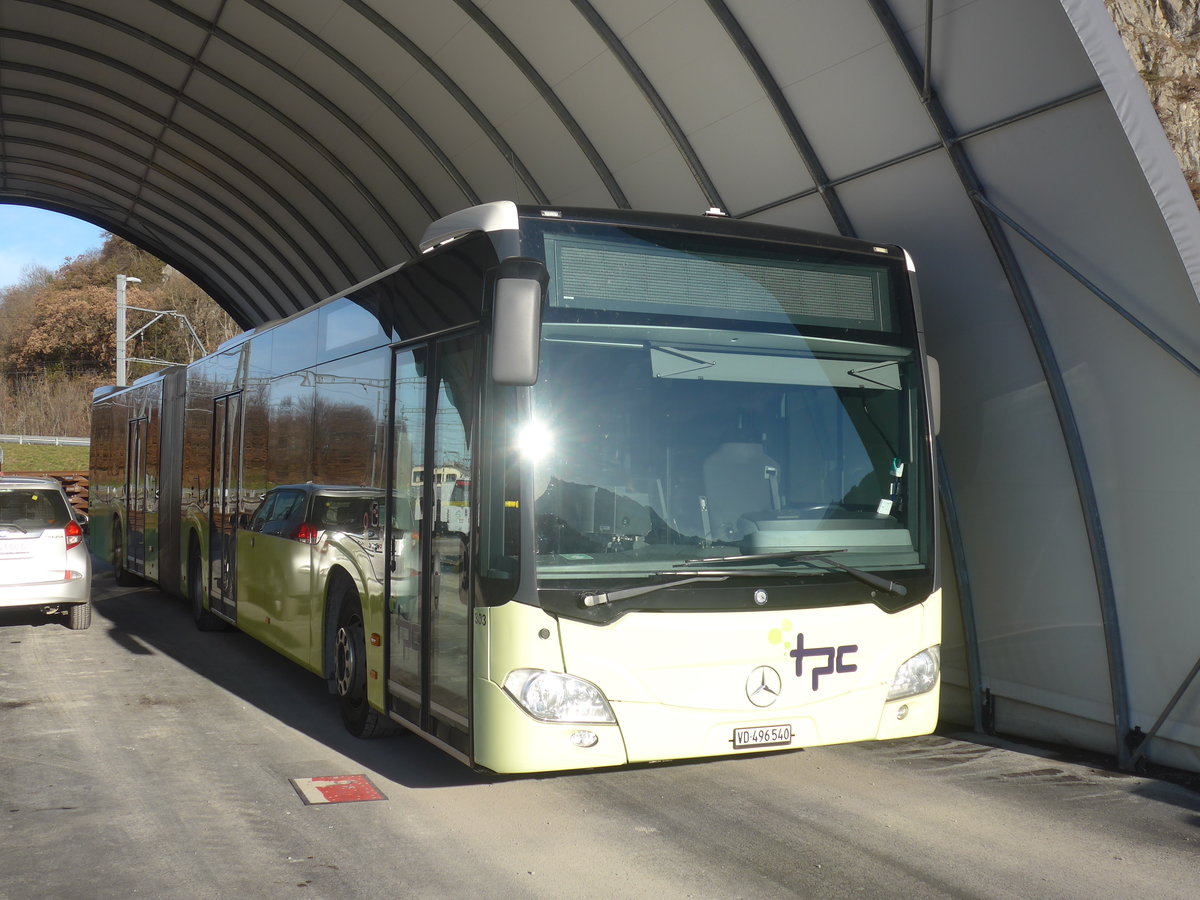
0, 475, 92, 629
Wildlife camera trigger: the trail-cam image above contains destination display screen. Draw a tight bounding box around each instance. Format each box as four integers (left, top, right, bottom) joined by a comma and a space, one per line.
544, 230, 897, 334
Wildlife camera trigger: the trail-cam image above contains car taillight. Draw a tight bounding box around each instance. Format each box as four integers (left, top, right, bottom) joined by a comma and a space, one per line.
294, 522, 320, 544
64, 520, 84, 550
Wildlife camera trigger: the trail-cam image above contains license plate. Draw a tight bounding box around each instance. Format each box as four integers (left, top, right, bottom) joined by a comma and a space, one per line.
732, 724, 793, 749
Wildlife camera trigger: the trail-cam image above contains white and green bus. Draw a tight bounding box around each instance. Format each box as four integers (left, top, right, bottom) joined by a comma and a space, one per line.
90, 202, 941, 773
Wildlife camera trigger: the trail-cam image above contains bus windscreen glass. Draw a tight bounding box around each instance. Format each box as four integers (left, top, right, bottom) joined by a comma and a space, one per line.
523, 224, 929, 604
527, 326, 927, 583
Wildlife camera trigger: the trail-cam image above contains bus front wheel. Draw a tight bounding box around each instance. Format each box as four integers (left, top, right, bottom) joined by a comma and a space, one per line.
332, 582, 392, 738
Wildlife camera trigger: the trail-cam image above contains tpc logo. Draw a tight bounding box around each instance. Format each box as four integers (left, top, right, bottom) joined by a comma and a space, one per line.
789, 633, 858, 690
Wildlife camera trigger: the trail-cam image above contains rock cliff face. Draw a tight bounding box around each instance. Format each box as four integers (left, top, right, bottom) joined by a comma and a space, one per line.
1106, 0, 1200, 202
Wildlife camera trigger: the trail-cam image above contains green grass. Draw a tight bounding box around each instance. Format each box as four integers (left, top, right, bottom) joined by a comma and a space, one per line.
0, 442, 90, 474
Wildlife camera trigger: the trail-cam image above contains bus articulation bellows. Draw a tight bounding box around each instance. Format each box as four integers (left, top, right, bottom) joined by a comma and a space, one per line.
90, 202, 942, 773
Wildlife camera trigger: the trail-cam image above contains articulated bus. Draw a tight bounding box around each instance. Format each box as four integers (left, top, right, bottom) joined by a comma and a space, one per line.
90, 203, 942, 773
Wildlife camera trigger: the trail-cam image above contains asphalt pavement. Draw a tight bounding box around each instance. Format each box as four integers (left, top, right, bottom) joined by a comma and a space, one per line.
2, 571, 1198, 899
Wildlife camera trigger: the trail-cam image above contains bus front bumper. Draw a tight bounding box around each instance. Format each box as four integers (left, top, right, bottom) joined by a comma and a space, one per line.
473, 676, 939, 774
473, 678, 628, 774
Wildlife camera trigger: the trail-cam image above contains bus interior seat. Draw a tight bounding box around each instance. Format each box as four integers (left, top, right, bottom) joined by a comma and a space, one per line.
555, 482, 597, 535
701, 441, 781, 541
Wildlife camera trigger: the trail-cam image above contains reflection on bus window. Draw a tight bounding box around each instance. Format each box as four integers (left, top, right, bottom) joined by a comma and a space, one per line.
530, 327, 923, 577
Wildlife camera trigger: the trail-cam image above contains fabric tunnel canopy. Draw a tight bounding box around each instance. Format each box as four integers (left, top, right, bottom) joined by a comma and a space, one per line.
4, 0, 1200, 772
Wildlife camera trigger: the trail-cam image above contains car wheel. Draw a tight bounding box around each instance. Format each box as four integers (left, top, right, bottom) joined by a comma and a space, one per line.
112, 523, 139, 586
332, 580, 393, 738
66, 601, 92, 630
189, 540, 227, 632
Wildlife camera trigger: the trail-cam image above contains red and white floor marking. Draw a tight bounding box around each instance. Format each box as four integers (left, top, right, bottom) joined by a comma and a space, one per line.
289, 774, 387, 805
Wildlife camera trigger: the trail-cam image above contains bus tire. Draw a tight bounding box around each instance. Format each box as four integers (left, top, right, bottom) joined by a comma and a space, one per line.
332, 581, 393, 738
112, 522, 140, 586
189, 538, 227, 632
67, 601, 92, 630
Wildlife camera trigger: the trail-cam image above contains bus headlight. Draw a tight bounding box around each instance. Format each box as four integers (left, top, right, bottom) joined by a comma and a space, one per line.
887, 646, 940, 700
503, 669, 616, 724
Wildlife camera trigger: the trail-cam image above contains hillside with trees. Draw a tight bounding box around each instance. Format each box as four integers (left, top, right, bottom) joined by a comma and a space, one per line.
0, 232, 240, 437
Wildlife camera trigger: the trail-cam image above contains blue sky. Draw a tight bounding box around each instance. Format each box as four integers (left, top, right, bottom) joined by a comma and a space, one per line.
0, 205, 107, 290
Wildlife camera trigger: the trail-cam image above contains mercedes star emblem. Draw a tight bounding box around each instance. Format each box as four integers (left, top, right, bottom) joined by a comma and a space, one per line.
746, 665, 783, 707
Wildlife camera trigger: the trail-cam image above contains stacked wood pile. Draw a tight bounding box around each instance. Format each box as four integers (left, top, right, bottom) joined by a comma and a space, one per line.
57, 474, 90, 518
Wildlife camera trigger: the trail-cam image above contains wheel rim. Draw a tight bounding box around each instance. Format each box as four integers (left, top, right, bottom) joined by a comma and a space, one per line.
335, 621, 359, 699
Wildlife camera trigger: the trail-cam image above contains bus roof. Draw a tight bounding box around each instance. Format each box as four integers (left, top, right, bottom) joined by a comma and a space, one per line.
420, 200, 909, 268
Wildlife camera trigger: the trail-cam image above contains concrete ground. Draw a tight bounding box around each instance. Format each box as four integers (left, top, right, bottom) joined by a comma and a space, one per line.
1, 573, 1197, 899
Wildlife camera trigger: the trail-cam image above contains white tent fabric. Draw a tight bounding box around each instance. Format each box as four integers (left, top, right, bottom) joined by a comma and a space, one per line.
3, 0, 1200, 771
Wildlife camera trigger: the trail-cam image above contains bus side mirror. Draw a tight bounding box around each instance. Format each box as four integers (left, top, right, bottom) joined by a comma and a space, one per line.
491, 257, 548, 386
927, 355, 941, 437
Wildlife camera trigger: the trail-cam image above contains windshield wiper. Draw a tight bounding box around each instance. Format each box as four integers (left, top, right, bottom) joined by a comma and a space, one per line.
676, 549, 908, 598
679, 550, 841, 567
581, 575, 728, 607
581, 550, 909, 607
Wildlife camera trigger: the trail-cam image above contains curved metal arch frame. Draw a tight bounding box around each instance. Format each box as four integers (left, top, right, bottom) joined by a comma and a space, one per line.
0, 61, 351, 295
341, 0, 548, 206
29, 2, 406, 264
154, 0, 440, 227
1, 132, 291, 320
4, 110, 318, 314
974, 194, 1200, 771
452, 0, 630, 209
736, 84, 1106, 221
569, 0, 725, 212
0, 177, 264, 331
704, 0, 857, 237
937, 443, 985, 734
1, 30, 379, 274
976, 193, 1200, 381
867, 0, 1133, 769
126, 0, 220, 235
0, 27, 390, 286
1, 52, 393, 284
2, 155, 285, 324
1, 198, 250, 339
236, 0, 475, 214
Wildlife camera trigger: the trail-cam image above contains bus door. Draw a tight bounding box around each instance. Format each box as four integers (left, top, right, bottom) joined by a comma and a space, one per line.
388, 336, 476, 761
125, 416, 149, 575
208, 391, 243, 622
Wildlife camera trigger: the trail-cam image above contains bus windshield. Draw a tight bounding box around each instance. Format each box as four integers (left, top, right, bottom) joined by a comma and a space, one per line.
520, 220, 930, 590
527, 322, 929, 582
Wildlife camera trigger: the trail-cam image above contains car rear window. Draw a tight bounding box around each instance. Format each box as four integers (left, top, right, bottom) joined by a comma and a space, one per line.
0, 487, 71, 537
311, 496, 376, 534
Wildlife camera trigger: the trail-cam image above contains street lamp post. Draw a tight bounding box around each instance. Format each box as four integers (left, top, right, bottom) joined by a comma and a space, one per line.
115, 274, 141, 387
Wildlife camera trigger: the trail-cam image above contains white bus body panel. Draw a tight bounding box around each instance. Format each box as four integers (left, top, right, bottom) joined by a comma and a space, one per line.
474, 592, 940, 772
559, 593, 941, 763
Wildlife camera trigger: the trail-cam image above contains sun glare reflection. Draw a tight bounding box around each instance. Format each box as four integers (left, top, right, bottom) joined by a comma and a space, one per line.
516, 419, 554, 463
